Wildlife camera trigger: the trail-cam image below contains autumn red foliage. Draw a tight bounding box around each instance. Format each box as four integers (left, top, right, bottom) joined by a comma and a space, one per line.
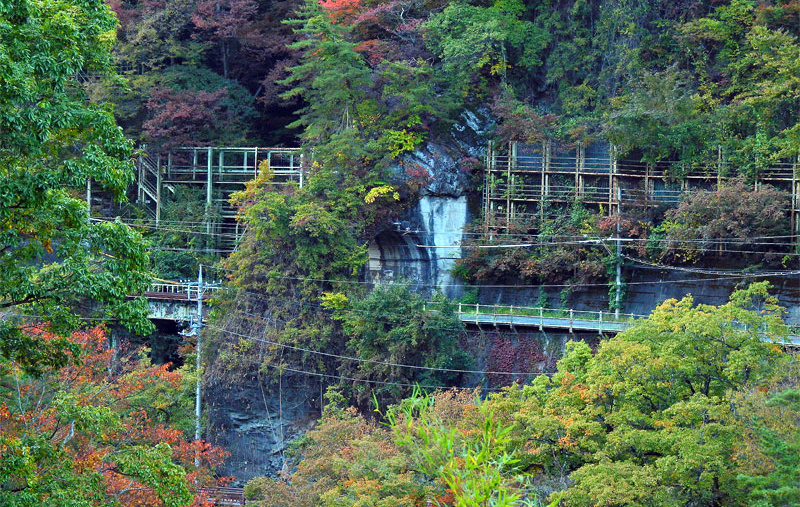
0, 326, 228, 507
143, 87, 229, 147
486, 333, 547, 387
318, 0, 362, 24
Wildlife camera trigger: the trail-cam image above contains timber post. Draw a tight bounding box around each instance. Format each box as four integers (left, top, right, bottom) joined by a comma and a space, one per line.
155, 152, 161, 226
206, 147, 213, 238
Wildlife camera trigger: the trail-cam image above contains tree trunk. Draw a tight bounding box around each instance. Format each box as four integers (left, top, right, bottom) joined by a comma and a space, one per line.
221, 42, 228, 78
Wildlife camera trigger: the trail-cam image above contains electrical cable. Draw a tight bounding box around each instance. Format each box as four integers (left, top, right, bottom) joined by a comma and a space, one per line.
90, 218, 242, 238
90, 217, 800, 245
206, 323, 553, 377
99, 216, 800, 241
241, 355, 511, 391
201, 263, 800, 290
218, 293, 646, 334
621, 255, 800, 276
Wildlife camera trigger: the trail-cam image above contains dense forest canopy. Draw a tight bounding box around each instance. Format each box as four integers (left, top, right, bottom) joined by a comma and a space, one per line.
99, 0, 800, 170
104, 0, 800, 284
4, 0, 800, 506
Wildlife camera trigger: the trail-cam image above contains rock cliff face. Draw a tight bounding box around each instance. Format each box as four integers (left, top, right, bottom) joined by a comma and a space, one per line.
205, 375, 322, 485
367, 109, 492, 296
206, 112, 494, 484
407, 110, 492, 297
404, 109, 490, 198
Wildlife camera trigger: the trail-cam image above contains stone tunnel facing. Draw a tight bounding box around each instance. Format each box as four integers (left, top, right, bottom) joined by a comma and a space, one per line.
366, 230, 431, 290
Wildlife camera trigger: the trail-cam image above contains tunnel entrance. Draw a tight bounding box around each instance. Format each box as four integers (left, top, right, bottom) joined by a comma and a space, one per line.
366, 230, 430, 289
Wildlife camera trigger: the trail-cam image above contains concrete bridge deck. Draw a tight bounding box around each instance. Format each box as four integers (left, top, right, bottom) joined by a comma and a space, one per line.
143, 284, 800, 346
439, 301, 800, 346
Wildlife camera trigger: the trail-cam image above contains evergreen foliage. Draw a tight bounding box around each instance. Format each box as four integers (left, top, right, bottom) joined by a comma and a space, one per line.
330, 284, 472, 408
246, 284, 799, 507
0, 0, 151, 373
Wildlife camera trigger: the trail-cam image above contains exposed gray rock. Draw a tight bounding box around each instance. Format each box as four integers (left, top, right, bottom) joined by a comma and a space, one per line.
451, 108, 493, 158
205, 376, 321, 486
407, 142, 466, 197
396, 108, 493, 198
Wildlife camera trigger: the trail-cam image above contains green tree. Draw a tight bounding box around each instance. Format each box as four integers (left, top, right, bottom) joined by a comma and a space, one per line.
604, 68, 714, 165
282, 0, 439, 172
330, 285, 473, 408
424, 0, 548, 96
490, 282, 788, 506
389, 388, 532, 507
113, 0, 207, 72
0, 327, 226, 507
733, 360, 800, 507
0, 0, 151, 373
281, 0, 378, 165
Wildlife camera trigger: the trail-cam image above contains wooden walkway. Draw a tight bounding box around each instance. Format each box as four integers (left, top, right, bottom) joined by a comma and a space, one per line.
485, 141, 800, 235
134, 146, 303, 247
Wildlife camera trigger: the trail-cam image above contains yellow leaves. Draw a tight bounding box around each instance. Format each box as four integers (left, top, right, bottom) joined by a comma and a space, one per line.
98, 29, 117, 51
364, 185, 399, 204
321, 291, 348, 311
489, 61, 510, 75
386, 128, 425, 157
230, 160, 274, 207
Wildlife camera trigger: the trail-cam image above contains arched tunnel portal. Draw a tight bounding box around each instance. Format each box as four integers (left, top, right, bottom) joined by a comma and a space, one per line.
366, 230, 431, 289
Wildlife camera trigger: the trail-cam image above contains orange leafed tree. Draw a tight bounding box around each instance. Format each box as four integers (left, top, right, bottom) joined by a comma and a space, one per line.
0, 327, 228, 507
318, 0, 362, 24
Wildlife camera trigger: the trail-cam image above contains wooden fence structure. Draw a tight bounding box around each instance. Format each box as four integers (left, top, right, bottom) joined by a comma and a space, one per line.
135, 146, 303, 246
484, 141, 800, 234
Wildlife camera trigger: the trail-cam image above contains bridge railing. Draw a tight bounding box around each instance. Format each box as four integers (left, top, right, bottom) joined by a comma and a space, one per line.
425, 301, 648, 332
146, 282, 222, 299
427, 301, 800, 345
425, 301, 646, 322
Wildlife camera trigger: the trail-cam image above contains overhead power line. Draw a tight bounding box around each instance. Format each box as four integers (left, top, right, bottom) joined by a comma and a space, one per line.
239, 355, 511, 392
202, 263, 800, 290
91, 217, 800, 245
100, 216, 800, 241
206, 323, 554, 378
621, 255, 800, 276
